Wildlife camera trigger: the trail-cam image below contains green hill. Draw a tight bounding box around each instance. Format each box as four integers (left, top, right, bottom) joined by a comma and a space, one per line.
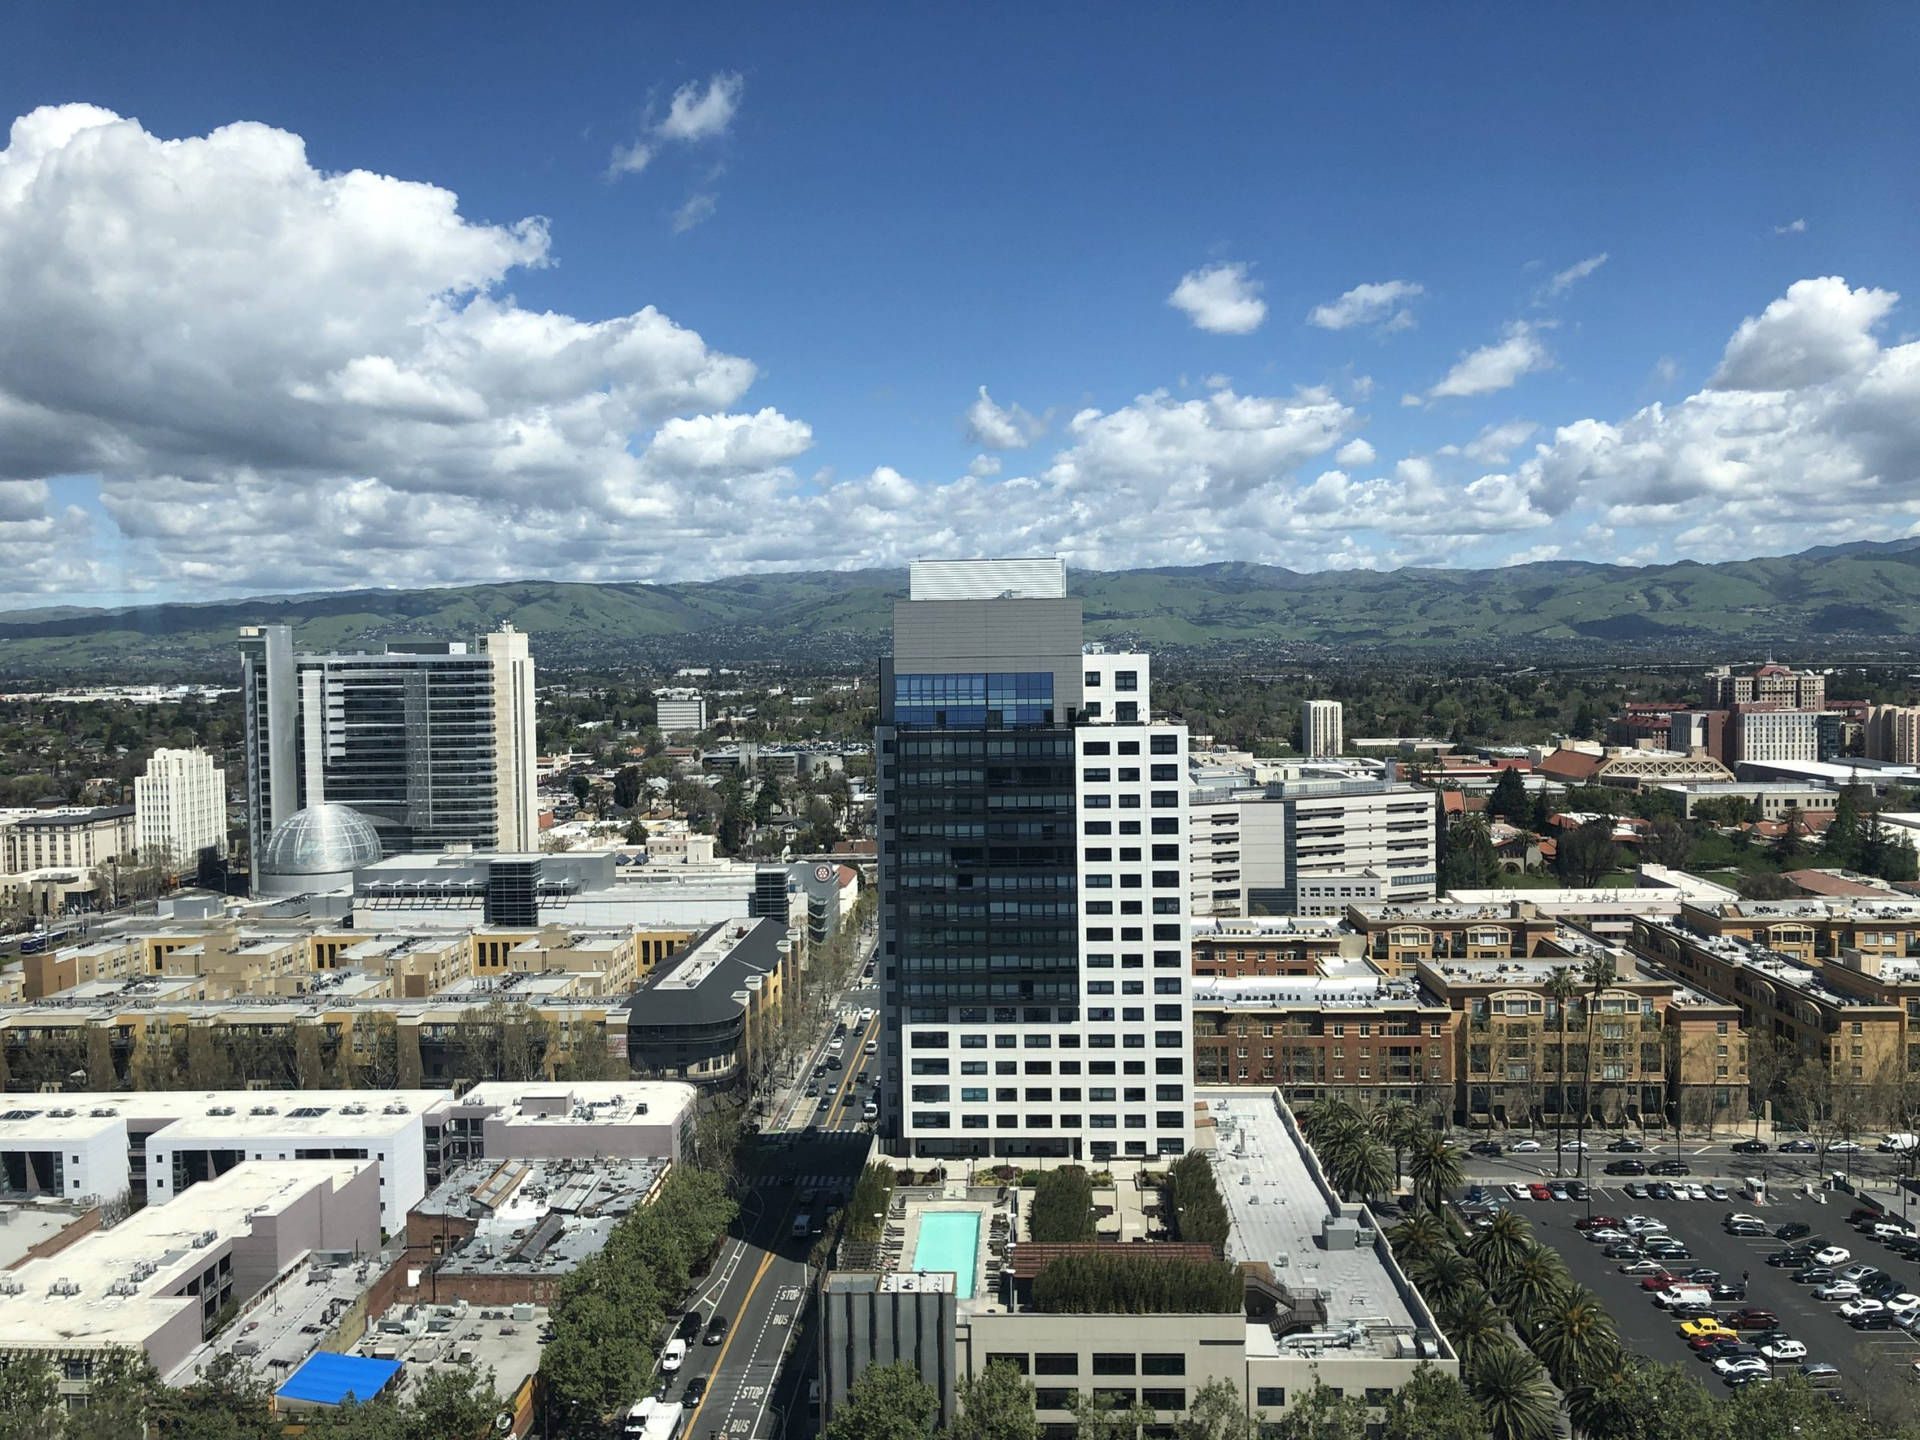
8, 539, 1920, 677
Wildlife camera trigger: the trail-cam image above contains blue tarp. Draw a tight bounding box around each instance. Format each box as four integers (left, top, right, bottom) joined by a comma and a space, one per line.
275, 1351, 403, 1407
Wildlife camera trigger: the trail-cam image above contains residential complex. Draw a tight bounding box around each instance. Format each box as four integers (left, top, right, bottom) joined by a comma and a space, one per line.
654, 688, 708, 735
133, 747, 228, 868
1703, 661, 1826, 710
1866, 703, 1920, 764
0, 804, 136, 876
237, 624, 538, 889
1301, 699, 1343, 758
876, 558, 1192, 1161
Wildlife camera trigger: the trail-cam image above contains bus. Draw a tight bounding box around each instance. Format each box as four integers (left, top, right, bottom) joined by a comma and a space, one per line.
622, 1397, 688, 1440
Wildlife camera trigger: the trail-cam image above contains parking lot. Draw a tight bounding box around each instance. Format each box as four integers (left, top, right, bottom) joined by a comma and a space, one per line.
1502, 1178, 1920, 1403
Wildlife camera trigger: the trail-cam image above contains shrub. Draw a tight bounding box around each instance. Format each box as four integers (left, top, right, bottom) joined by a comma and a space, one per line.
1166, 1152, 1231, 1251
1031, 1251, 1243, 1314
1029, 1166, 1097, 1242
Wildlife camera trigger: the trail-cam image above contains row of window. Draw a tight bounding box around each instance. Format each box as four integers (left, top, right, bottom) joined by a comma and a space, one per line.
913, 1059, 1183, 1078
1086, 818, 1181, 835
914, 1085, 1186, 1102
1081, 765, 1180, 782
910, 1111, 1186, 1129
1081, 734, 1179, 754
988, 1351, 1187, 1376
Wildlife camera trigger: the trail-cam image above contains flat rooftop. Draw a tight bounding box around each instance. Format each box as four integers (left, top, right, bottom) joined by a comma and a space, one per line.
1190, 974, 1436, 1009
0, 1161, 368, 1352
1349, 901, 1537, 923
0, 1091, 444, 1147
420, 1156, 664, 1278
453, 1081, 695, 1130
1200, 1091, 1428, 1354
1191, 917, 1352, 939
351, 1299, 549, 1405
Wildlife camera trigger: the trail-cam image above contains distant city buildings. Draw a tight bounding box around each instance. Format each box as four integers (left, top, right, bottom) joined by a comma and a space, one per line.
134, 747, 228, 869
1704, 661, 1825, 710
653, 687, 708, 735
237, 625, 537, 891
1867, 704, 1920, 764
0, 804, 136, 876
1301, 699, 1343, 758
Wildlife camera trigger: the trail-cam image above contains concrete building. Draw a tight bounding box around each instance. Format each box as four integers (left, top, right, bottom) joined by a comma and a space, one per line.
134, 748, 228, 869
0, 1161, 380, 1387
654, 688, 708, 735
625, 917, 793, 1088
1728, 705, 1821, 768
820, 1089, 1454, 1434
0, 805, 136, 876
1654, 780, 1839, 819
237, 624, 538, 890
1301, 700, 1343, 758
1867, 704, 1920, 765
1704, 662, 1825, 711
877, 558, 1193, 1161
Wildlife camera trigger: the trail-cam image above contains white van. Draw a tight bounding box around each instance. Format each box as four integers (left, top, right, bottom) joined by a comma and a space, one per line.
1654, 1285, 1713, 1310
793, 1213, 812, 1238
862, 1100, 879, 1122
1880, 1133, 1920, 1153
660, 1339, 687, 1373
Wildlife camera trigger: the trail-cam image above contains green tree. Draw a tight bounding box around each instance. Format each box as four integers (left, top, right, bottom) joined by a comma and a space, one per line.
1378, 1364, 1484, 1440
1465, 1344, 1559, 1440
1406, 1125, 1465, 1213
1489, 1241, 1566, 1328
1323, 1133, 1395, 1202
1825, 782, 1865, 868
1066, 1387, 1155, 1440
568, 773, 591, 807
951, 1361, 1040, 1440
1771, 803, 1809, 865
1436, 1292, 1509, 1373
1487, 768, 1528, 825
612, 765, 643, 810
1030, 1166, 1097, 1243
1385, 1210, 1450, 1276
1175, 1378, 1255, 1440
63, 1350, 161, 1440
1268, 1378, 1367, 1440
152, 1353, 281, 1440
1556, 818, 1620, 886
1886, 831, 1920, 884
1415, 1251, 1484, 1315
623, 817, 648, 846
829, 1367, 940, 1440
1573, 951, 1617, 1163
1562, 1357, 1716, 1440
1529, 1283, 1617, 1387
1371, 1099, 1422, 1189
1442, 817, 1499, 892
0, 1354, 59, 1440
1640, 819, 1694, 870
1544, 966, 1577, 1157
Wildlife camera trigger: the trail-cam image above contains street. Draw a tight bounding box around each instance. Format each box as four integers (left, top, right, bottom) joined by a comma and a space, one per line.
674, 934, 882, 1440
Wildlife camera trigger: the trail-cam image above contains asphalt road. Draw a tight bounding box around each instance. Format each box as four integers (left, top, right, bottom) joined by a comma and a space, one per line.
1456, 1132, 1920, 1195
673, 937, 880, 1440
1513, 1180, 1920, 1407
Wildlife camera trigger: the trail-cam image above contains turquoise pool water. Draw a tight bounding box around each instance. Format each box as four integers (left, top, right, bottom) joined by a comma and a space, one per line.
912, 1211, 981, 1298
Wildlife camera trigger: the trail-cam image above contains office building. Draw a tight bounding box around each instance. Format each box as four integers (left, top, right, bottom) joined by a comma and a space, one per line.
877, 558, 1191, 1161
133, 748, 228, 870
236, 625, 537, 891
1301, 700, 1343, 758
1704, 662, 1825, 711
654, 688, 708, 735
1727, 705, 1821, 768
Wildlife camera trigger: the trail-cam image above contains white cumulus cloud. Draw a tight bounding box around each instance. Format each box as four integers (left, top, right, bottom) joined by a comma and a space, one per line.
1307, 280, 1424, 332
1168, 263, 1267, 335
1547, 252, 1609, 296
1710, 275, 1897, 391
1426, 322, 1553, 400
658, 73, 744, 143
1333, 438, 1376, 468
965, 387, 1044, 450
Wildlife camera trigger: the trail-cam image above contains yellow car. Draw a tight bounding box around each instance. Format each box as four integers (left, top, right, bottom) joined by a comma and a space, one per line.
1680, 1318, 1736, 1340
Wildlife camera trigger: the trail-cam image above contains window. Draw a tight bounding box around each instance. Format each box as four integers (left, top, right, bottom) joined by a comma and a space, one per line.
961, 1034, 988, 1049
1116, 703, 1138, 723
1150, 765, 1178, 782
1118, 740, 1140, 755
1143, 1390, 1186, 1411
1034, 1390, 1076, 1411
1115, 671, 1138, 691
1154, 978, 1181, 994
911, 1032, 950, 1048
961, 1087, 987, 1102
1141, 1355, 1186, 1376
1084, 768, 1112, 782
1085, 795, 1112, 808
1365, 1389, 1392, 1408
1085, 672, 1103, 688
1092, 1354, 1136, 1375
911, 1059, 950, 1075
961, 1061, 987, 1075
1152, 844, 1180, 861
1152, 817, 1179, 834
1085, 847, 1113, 861
962, 1114, 988, 1129
1151, 734, 1178, 754
988, 1353, 1030, 1375
1256, 1388, 1286, 1409
1084, 821, 1112, 835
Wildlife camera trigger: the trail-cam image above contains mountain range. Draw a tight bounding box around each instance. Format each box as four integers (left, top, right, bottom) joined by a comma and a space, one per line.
8, 538, 1920, 677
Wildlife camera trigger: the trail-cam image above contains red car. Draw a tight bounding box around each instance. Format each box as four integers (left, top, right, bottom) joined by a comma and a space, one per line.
1723, 1309, 1778, 1330
1575, 1214, 1622, 1232
1529, 1182, 1553, 1201
1639, 1271, 1680, 1291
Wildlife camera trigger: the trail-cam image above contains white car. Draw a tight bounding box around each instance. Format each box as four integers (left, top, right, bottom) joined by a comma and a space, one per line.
1840, 1297, 1886, 1320
1814, 1246, 1852, 1266
1624, 1215, 1667, 1234
828, 1037, 845, 1053
1830, 1141, 1864, 1154
1509, 1139, 1542, 1153
661, 1339, 688, 1373
1714, 1356, 1769, 1378
1761, 1339, 1808, 1361
1724, 1212, 1764, 1228
1816, 1281, 1862, 1302
1685, 1183, 1709, 1201
1667, 1184, 1691, 1201
1507, 1183, 1531, 1201
1888, 1294, 1920, 1319
858, 1007, 874, 1022
1587, 1228, 1630, 1245
1558, 1140, 1587, 1152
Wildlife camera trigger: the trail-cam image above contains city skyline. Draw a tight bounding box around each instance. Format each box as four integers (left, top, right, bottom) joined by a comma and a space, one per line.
0, 6, 1917, 609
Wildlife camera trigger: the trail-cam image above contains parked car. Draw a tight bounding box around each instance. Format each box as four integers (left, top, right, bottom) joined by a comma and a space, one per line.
1680, 1267, 1721, 1284
1839, 1262, 1881, 1282
1648, 1159, 1692, 1176
1839, 1297, 1886, 1320
1680, 1317, 1736, 1340
1713, 1354, 1767, 1378
1732, 1138, 1771, 1154
1606, 1138, 1646, 1152
660, 1339, 688, 1374
1830, 1141, 1864, 1154
1618, 1259, 1668, 1276
1775, 1222, 1812, 1240
1469, 1140, 1504, 1157
676, 1310, 704, 1340
1815, 1281, 1863, 1302
681, 1376, 709, 1409
1547, 1183, 1571, 1201
1791, 1267, 1836, 1285
1586, 1227, 1630, 1245
1779, 1138, 1818, 1154
1529, 1183, 1553, 1201
1854, 1310, 1900, 1330
1639, 1271, 1683, 1290
1712, 1282, 1748, 1301
1723, 1308, 1779, 1329
1603, 1242, 1643, 1259
1507, 1183, 1532, 1201
1864, 1274, 1903, 1300
703, 1313, 730, 1345
1800, 1362, 1842, 1385
1605, 1159, 1647, 1176
1576, 1214, 1622, 1231
1705, 1183, 1731, 1202
1685, 1183, 1710, 1201
1623, 1182, 1650, 1198
1814, 1246, 1852, 1266
1510, 1139, 1543, 1153
1567, 1180, 1590, 1201
1726, 1220, 1769, 1237
1558, 1140, 1588, 1152
1885, 1293, 1920, 1319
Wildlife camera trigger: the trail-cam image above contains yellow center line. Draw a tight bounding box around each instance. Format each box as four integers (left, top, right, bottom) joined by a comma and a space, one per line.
825, 1013, 882, 1128
687, 1245, 780, 1434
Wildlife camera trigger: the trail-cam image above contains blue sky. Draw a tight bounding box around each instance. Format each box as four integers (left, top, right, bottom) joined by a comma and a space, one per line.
1, 3, 1917, 606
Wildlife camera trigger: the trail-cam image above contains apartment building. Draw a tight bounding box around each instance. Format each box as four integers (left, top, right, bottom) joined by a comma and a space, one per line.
654, 688, 708, 735
237, 624, 537, 889
1344, 901, 1563, 978
877, 558, 1192, 1161
1867, 704, 1920, 765
134, 747, 228, 868
1190, 916, 1360, 978
1301, 700, 1344, 758
1704, 662, 1826, 711
0, 805, 136, 875
1728, 705, 1821, 768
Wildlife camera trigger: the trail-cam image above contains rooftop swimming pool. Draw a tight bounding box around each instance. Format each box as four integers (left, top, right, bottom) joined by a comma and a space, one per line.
911, 1210, 980, 1299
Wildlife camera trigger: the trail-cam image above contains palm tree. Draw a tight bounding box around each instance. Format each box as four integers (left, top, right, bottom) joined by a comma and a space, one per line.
1417, 1250, 1485, 1315
1573, 952, 1618, 1172
1301, 1097, 1366, 1149
1531, 1284, 1620, 1390
1437, 1291, 1509, 1373
1466, 1210, 1534, 1289
1327, 1134, 1396, 1202
1544, 966, 1576, 1168
1372, 1098, 1421, 1189
1408, 1124, 1466, 1212
1387, 1210, 1450, 1272
1468, 1342, 1561, 1440
1494, 1242, 1568, 1328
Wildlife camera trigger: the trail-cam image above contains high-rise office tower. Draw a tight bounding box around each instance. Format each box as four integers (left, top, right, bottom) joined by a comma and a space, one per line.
876, 558, 1192, 1162
134, 748, 228, 869
1302, 699, 1344, 758
237, 624, 537, 891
